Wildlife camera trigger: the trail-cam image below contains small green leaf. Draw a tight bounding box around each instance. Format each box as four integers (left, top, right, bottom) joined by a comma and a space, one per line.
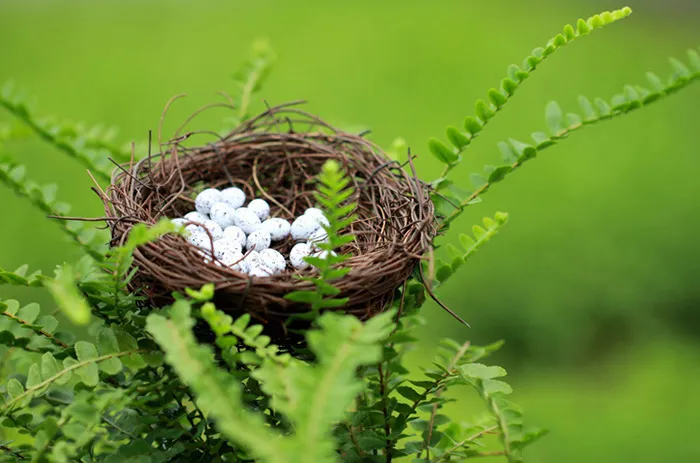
472, 225, 487, 241
464, 116, 482, 135
16, 304, 40, 326
435, 265, 453, 283
487, 88, 507, 108
459, 234, 476, 251
428, 138, 458, 164
460, 363, 507, 380
501, 78, 518, 96
26, 364, 42, 389
578, 95, 597, 120
469, 173, 487, 189
446, 126, 470, 150
545, 101, 564, 135
6, 378, 24, 400
576, 18, 590, 35
475, 99, 494, 121
487, 165, 512, 184
396, 386, 423, 402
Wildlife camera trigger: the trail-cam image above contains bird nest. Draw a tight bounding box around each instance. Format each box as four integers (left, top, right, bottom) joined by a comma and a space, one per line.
104, 104, 436, 335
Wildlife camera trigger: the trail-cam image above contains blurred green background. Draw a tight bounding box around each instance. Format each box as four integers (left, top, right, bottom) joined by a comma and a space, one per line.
1, 0, 699, 461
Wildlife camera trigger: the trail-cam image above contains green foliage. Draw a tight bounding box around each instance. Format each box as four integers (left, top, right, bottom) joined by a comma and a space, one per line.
434, 42, 700, 228
0, 81, 131, 181
0, 11, 697, 463
429, 7, 632, 175
222, 39, 276, 130
285, 159, 357, 313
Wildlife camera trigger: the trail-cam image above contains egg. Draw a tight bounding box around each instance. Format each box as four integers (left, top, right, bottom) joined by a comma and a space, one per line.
312, 249, 337, 260
197, 249, 214, 264
201, 220, 223, 240
259, 248, 286, 273
261, 218, 291, 241
222, 226, 246, 246
233, 207, 262, 234
308, 228, 329, 249
220, 187, 246, 209
194, 189, 222, 214
304, 208, 330, 227
184, 211, 208, 223
209, 202, 236, 228
187, 230, 212, 249
171, 218, 187, 230
246, 229, 271, 252
248, 198, 270, 221
242, 250, 263, 271
248, 264, 274, 278
290, 215, 321, 241
213, 238, 243, 261
218, 249, 244, 269
290, 242, 313, 269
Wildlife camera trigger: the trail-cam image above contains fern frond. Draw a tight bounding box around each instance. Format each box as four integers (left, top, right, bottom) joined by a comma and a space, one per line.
1, 336, 141, 415
431, 212, 509, 285
0, 299, 69, 351
285, 159, 356, 314
0, 82, 128, 181
253, 310, 395, 463
429, 7, 633, 174
0, 156, 107, 260
146, 300, 287, 463
222, 40, 276, 129
439, 47, 700, 227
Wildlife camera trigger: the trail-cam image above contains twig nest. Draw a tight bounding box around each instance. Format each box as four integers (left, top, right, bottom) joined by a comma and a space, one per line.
105, 104, 435, 334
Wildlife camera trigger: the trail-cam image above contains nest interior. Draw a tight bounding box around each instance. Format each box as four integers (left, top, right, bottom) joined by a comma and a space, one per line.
105, 105, 436, 334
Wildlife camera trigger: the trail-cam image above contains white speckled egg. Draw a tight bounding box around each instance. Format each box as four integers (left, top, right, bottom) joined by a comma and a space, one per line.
184, 211, 209, 223
171, 218, 187, 230
233, 207, 261, 234
197, 249, 214, 264
201, 220, 223, 240
248, 198, 270, 221
290, 215, 321, 241
187, 230, 212, 249
312, 249, 337, 260
209, 202, 236, 228
308, 228, 329, 248
305, 208, 330, 228
229, 252, 249, 273
220, 187, 246, 209
290, 242, 313, 269
242, 250, 262, 270
218, 249, 244, 268
248, 264, 274, 278
194, 189, 222, 214
261, 218, 291, 241
213, 238, 243, 260
222, 226, 246, 246
246, 229, 271, 251
259, 249, 286, 273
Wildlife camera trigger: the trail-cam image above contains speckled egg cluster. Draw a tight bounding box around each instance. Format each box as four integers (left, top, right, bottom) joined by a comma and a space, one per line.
170, 187, 336, 277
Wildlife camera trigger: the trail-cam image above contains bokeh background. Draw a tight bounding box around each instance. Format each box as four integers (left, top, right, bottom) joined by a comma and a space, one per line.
1, 0, 699, 461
